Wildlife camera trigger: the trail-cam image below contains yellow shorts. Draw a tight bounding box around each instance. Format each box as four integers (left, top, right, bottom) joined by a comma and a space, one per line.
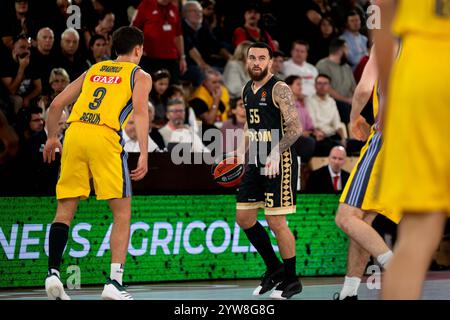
56, 122, 131, 200
340, 129, 400, 224
378, 35, 450, 215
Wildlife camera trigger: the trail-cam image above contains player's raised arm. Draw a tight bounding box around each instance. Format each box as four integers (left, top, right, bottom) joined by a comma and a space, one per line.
43, 72, 85, 163
130, 69, 151, 181
265, 82, 302, 178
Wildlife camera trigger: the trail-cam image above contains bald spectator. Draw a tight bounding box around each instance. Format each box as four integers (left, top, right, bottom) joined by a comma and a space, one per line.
31, 27, 57, 94
132, 0, 187, 83
306, 146, 350, 193
283, 40, 318, 98
0, 35, 42, 113
54, 28, 89, 81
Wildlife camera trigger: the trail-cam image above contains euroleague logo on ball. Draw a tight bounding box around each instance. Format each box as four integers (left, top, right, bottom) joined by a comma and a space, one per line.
211, 156, 244, 188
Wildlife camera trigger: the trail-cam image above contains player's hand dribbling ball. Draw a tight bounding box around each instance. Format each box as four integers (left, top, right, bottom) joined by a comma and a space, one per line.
211, 155, 245, 188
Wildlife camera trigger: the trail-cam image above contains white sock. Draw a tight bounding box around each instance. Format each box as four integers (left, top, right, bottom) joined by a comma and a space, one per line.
339, 276, 361, 299
110, 263, 124, 285
376, 250, 393, 269
49, 268, 60, 278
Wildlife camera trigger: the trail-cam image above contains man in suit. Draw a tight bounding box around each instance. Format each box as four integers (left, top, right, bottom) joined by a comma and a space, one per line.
306, 146, 349, 193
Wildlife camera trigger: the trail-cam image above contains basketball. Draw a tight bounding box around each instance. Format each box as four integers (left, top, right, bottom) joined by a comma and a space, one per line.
212, 156, 245, 188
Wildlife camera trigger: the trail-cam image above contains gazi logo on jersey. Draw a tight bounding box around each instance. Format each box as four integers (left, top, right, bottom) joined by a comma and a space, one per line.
89, 75, 122, 85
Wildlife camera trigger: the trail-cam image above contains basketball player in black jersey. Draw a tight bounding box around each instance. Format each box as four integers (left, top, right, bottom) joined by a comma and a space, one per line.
235, 42, 303, 299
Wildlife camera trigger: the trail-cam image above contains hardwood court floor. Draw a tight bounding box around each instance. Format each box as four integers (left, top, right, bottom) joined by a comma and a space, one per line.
0, 272, 449, 300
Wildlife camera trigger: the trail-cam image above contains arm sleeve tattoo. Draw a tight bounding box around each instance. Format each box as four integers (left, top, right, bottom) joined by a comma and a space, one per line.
273, 82, 302, 154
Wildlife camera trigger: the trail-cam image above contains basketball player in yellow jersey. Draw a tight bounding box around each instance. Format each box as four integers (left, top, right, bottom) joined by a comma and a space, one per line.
43, 26, 152, 300
334, 46, 400, 300
374, 0, 450, 299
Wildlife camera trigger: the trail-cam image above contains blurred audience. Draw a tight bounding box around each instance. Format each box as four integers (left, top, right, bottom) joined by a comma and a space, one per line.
222, 40, 252, 99
0, 35, 42, 113
132, 0, 187, 83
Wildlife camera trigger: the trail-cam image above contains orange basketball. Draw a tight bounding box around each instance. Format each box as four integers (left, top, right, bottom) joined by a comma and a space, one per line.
212, 156, 245, 188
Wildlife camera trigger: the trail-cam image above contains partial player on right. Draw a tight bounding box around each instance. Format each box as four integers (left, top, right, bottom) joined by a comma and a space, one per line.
375, 0, 450, 300
334, 44, 401, 300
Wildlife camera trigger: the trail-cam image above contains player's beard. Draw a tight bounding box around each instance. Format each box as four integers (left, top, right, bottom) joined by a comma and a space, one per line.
248, 65, 269, 81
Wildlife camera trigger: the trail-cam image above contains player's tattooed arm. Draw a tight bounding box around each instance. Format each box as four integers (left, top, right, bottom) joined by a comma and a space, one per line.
273, 82, 302, 154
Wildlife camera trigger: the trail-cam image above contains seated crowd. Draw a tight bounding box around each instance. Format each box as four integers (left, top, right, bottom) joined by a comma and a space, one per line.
0, 0, 375, 192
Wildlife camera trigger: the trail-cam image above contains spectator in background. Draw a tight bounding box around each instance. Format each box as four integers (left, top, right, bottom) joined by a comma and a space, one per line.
330, 0, 367, 35
181, 0, 231, 87
201, 0, 233, 55
86, 34, 110, 67
316, 38, 355, 124
308, 16, 338, 65
270, 50, 286, 80
54, 28, 89, 82
283, 40, 318, 98
132, 0, 187, 83
0, 35, 42, 113
306, 145, 349, 193
24, 109, 68, 158
0, 109, 19, 165
147, 102, 166, 151
165, 84, 199, 136
0, 0, 37, 50
31, 27, 57, 95
339, 10, 368, 69
285, 75, 316, 163
123, 113, 160, 153
201, 0, 217, 28
159, 99, 208, 152
149, 69, 171, 128
232, 2, 277, 51
189, 68, 230, 134
220, 97, 246, 153
223, 41, 252, 99
306, 74, 346, 156
15, 105, 44, 146
37, 68, 70, 112
83, 10, 115, 57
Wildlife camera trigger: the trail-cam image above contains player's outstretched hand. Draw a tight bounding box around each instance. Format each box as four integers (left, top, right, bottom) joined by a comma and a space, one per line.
43, 137, 62, 163
131, 154, 148, 181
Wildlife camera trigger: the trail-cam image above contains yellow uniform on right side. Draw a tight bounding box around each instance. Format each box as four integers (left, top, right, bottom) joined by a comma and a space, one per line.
378, 0, 450, 215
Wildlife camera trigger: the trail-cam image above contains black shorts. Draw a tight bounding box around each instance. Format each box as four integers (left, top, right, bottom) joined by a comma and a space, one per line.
236, 151, 298, 215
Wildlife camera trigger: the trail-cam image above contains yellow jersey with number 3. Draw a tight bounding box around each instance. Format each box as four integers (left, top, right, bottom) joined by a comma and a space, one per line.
67, 60, 140, 131
393, 0, 450, 38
